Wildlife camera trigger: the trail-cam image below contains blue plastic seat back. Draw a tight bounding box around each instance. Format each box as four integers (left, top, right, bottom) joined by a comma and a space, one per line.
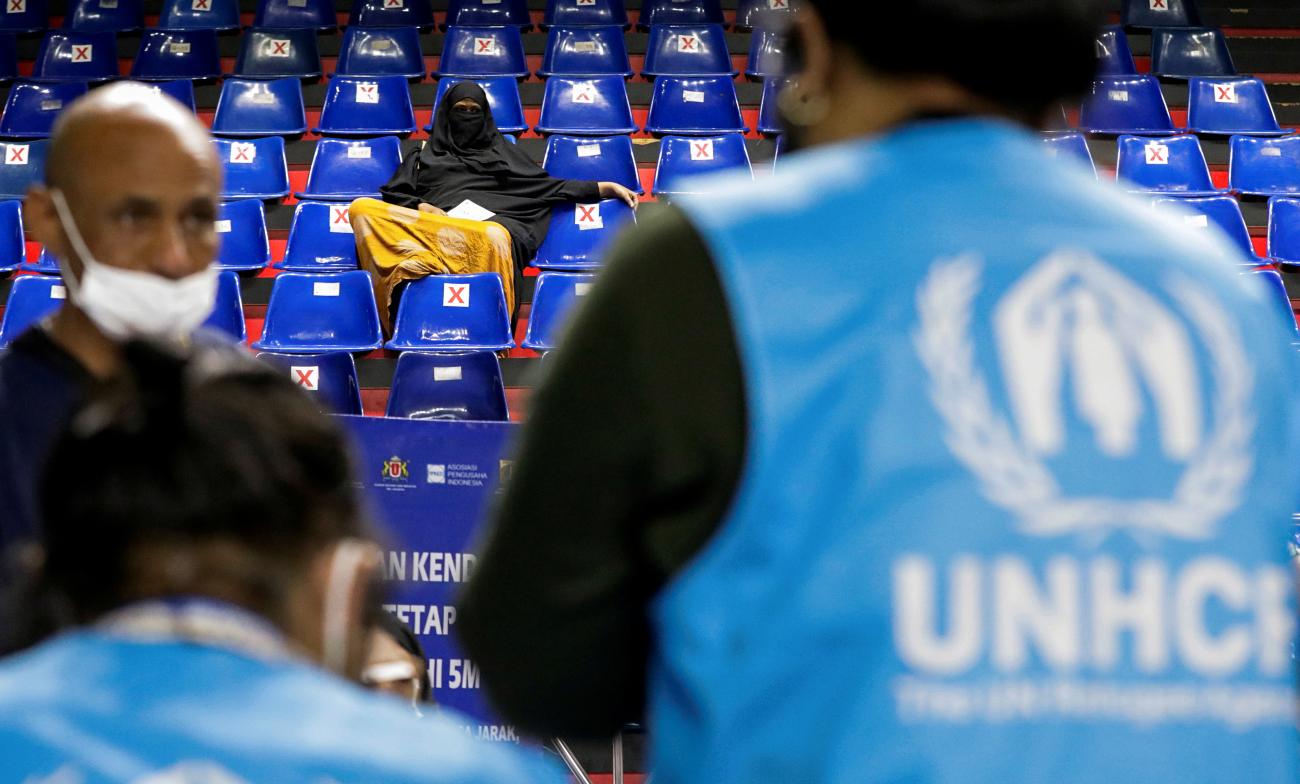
1041, 132, 1096, 177
542, 134, 641, 192
158, 0, 240, 31
336, 26, 424, 78
23, 247, 59, 273
1096, 25, 1136, 76
1187, 77, 1283, 135
0, 81, 87, 139
757, 75, 786, 135
1230, 135, 1300, 197
543, 0, 626, 28
296, 136, 403, 201
1150, 27, 1234, 78
64, 0, 142, 32
735, 0, 792, 31
386, 273, 514, 351
536, 74, 637, 135
652, 133, 751, 195
1122, 0, 1200, 27
252, 0, 335, 29
745, 27, 784, 79
130, 28, 221, 80
280, 200, 360, 272
0, 0, 48, 33
523, 271, 594, 350
0, 140, 47, 200
0, 200, 23, 272
0, 275, 66, 345
214, 136, 290, 200
426, 76, 525, 134
253, 270, 383, 353
1079, 75, 1175, 134
201, 269, 246, 341
256, 350, 364, 415
1116, 134, 1217, 195
1244, 267, 1296, 334
445, 0, 530, 29
211, 77, 307, 136
1268, 196, 1300, 265
235, 28, 322, 79
349, 0, 433, 28
532, 198, 635, 270
646, 75, 747, 135
0, 33, 17, 82
436, 25, 528, 78
315, 74, 417, 136
146, 78, 197, 111
215, 199, 270, 271
1153, 194, 1256, 260
32, 31, 118, 81
643, 23, 733, 77
538, 25, 631, 77
638, 0, 723, 29
386, 350, 509, 421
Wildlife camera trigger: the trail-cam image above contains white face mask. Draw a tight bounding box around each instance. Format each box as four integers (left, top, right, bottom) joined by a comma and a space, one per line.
49, 188, 218, 342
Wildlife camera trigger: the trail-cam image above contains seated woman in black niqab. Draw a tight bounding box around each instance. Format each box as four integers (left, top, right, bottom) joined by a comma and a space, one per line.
349, 81, 638, 332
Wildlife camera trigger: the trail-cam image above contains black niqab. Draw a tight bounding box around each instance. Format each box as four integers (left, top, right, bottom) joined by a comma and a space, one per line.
426, 81, 545, 177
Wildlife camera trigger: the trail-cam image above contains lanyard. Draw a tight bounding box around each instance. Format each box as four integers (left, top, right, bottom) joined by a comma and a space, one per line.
97, 597, 294, 663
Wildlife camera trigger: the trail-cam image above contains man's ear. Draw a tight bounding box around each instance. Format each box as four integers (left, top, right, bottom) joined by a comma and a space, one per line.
24, 184, 72, 269
787, 4, 834, 100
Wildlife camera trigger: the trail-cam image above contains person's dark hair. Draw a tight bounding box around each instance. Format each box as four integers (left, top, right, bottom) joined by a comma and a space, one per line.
802, 0, 1109, 118
33, 340, 366, 628
375, 610, 434, 703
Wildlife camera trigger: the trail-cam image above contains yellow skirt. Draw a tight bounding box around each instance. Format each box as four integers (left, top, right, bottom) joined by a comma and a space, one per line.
348, 197, 515, 336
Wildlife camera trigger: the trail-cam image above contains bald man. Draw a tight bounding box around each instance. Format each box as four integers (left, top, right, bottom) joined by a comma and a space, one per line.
0, 84, 239, 627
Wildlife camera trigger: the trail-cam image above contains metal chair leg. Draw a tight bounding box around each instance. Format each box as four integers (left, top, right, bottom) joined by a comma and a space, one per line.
612, 731, 625, 784
551, 738, 593, 784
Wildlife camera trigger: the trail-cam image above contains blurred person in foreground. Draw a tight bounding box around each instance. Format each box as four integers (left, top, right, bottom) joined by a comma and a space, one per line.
459, 1, 1300, 782
0, 341, 560, 783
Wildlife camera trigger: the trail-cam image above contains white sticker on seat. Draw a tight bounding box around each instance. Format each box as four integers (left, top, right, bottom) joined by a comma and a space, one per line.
169, 41, 192, 54
1262, 146, 1283, 157
575, 282, 592, 296
1108, 90, 1129, 102
434, 366, 463, 381
1184, 214, 1209, 227
348, 144, 372, 159
683, 90, 706, 103
329, 205, 354, 233
1213, 83, 1238, 103
577, 143, 602, 158
689, 139, 715, 161
4, 144, 28, 165
291, 366, 319, 390
314, 281, 341, 297
50, 285, 66, 299
215, 219, 232, 233
474, 37, 497, 55
1144, 142, 1169, 165
573, 41, 598, 53
443, 282, 470, 307
575, 203, 603, 230
39, 99, 61, 111
355, 82, 379, 104
230, 142, 256, 163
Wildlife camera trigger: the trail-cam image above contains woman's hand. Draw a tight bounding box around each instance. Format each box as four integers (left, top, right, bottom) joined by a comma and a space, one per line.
418, 202, 447, 216
598, 182, 639, 210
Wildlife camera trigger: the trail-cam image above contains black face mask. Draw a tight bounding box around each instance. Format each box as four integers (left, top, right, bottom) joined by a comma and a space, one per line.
450, 106, 486, 148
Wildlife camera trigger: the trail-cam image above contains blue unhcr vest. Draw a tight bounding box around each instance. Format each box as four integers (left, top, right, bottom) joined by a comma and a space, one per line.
653, 119, 1300, 783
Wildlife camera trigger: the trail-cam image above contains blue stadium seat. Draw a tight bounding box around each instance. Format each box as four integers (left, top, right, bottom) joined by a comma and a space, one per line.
426, 76, 527, 135
255, 350, 364, 415
235, 28, 322, 79
0, 274, 65, 346
1243, 266, 1297, 334
335, 26, 425, 78
1079, 75, 1175, 134
22, 247, 58, 273
385, 350, 509, 421
736, 0, 792, 31
0, 0, 47, 34
523, 271, 594, 350
532, 198, 635, 270
1229, 135, 1300, 197
1095, 25, 1136, 76
0, 81, 87, 139
211, 77, 306, 136
279, 200, 360, 272
435, 25, 528, 78
757, 75, 785, 136
252, 270, 384, 353
1122, 0, 1200, 28
538, 25, 632, 77
0, 34, 17, 82
215, 199, 270, 271
1268, 196, 1300, 267
652, 133, 751, 196
637, 0, 723, 30
64, 0, 142, 32
542, 134, 641, 192
543, 0, 626, 29
147, 78, 197, 111
1116, 134, 1219, 196
642, 23, 734, 78
535, 75, 637, 135
444, 0, 530, 30
252, 0, 335, 29
1042, 132, 1096, 177
1153, 194, 1259, 261
295, 136, 403, 201
158, 0, 240, 31
0, 140, 46, 200
349, 0, 433, 28
645, 75, 747, 135
214, 136, 289, 200
130, 29, 222, 80
1186, 77, 1285, 135
386, 273, 514, 352
32, 31, 118, 82
745, 28, 783, 80
202, 270, 246, 342
0, 200, 23, 273
314, 75, 417, 136
1150, 27, 1235, 78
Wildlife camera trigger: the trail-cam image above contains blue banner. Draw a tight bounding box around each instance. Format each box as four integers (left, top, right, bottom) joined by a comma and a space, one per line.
339, 415, 520, 741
